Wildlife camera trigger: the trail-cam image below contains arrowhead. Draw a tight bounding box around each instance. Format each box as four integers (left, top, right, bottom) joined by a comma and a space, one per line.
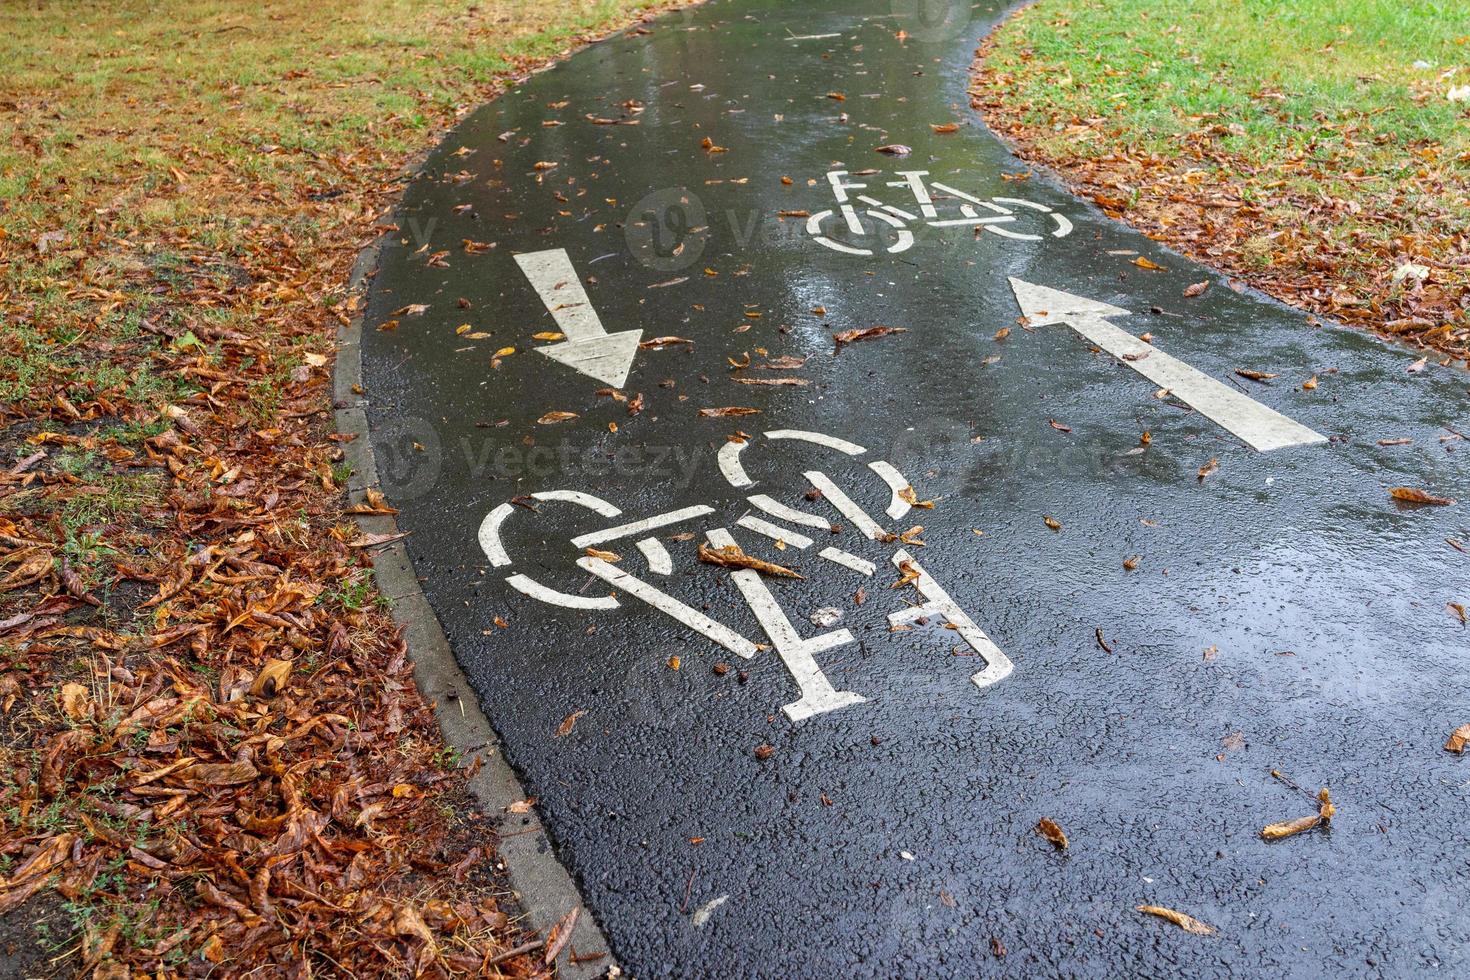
1007, 278, 1130, 326
536, 330, 643, 388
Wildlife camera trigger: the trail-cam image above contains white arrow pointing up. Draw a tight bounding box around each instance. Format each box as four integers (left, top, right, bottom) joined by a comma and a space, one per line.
514, 248, 642, 388
1008, 278, 1326, 452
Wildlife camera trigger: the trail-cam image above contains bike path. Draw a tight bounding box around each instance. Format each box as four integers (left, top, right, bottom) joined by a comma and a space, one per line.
360, 0, 1470, 974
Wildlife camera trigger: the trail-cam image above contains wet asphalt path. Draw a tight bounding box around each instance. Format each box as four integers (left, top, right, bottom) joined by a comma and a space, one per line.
360, 0, 1470, 975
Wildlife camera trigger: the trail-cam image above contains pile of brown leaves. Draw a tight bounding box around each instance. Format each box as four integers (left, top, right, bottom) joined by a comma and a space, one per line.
971, 29, 1469, 363
0, 1, 694, 975
0, 323, 541, 975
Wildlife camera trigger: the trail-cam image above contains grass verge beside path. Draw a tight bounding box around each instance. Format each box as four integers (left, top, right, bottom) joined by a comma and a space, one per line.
972, 0, 1469, 362
0, 1, 685, 975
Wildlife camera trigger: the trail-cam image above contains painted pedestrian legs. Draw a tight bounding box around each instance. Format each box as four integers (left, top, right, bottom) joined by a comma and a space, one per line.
478, 428, 1011, 721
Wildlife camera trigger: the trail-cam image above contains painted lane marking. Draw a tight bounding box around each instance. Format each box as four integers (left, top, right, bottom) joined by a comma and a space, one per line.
513, 249, 603, 336
886, 550, 1013, 688
806, 171, 1073, 253
705, 528, 866, 722
748, 494, 833, 530
531, 489, 622, 515
889, 171, 938, 220
478, 428, 1016, 721
572, 504, 715, 548
723, 430, 869, 492
927, 214, 1015, 229
765, 429, 867, 455
736, 515, 815, 550
636, 536, 673, 576
1008, 278, 1326, 453
479, 502, 518, 568
513, 247, 643, 387
718, 438, 754, 488
481, 490, 623, 569
818, 547, 875, 577
857, 195, 919, 222
690, 895, 729, 928
578, 556, 759, 658
866, 460, 913, 520
929, 181, 1011, 214
804, 470, 887, 541
806, 207, 914, 257
507, 572, 619, 610
992, 197, 1074, 238
825, 170, 867, 234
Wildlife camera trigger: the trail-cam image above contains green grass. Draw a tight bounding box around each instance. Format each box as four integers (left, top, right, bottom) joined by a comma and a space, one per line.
989, 0, 1469, 167
324, 569, 376, 611
979, 0, 1470, 352
0, 0, 678, 410
0, 5, 681, 960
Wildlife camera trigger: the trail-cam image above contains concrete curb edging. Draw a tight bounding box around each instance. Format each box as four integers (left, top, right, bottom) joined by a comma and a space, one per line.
333, 238, 613, 979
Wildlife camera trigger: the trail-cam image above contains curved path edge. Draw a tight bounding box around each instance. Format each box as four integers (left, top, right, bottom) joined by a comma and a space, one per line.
335, 232, 613, 979
339, 0, 1461, 974
967, 0, 1464, 368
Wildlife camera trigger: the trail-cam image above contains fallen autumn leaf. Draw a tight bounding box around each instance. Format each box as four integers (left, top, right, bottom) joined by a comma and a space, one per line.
1137, 906, 1216, 935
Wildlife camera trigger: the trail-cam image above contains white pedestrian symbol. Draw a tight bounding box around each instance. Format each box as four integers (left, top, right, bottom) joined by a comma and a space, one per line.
478, 428, 1012, 722
806, 169, 1073, 256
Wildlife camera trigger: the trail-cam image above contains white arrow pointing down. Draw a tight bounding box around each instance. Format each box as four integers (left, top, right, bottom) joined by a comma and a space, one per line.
1008, 278, 1326, 452
514, 248, 642, 388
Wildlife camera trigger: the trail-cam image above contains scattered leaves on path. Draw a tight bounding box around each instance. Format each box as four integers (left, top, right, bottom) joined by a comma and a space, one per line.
1444, 724, 1470, 754
734, 376, 809, 386
1137, 906, 1216, 936
1262, 787, 1336, 840
699, 406, 762, 417
698, 542, 803, 579
1035, 817, 1069, 850
899, 485, 935, 509
833, 325, 908, 354
1389, 487, 1456, 506
890, 560, 922, 590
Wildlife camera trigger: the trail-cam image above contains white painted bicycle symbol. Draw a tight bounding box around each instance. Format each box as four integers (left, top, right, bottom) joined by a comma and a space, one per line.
478, 428, 1012, 722
806, 169, 1074, 256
